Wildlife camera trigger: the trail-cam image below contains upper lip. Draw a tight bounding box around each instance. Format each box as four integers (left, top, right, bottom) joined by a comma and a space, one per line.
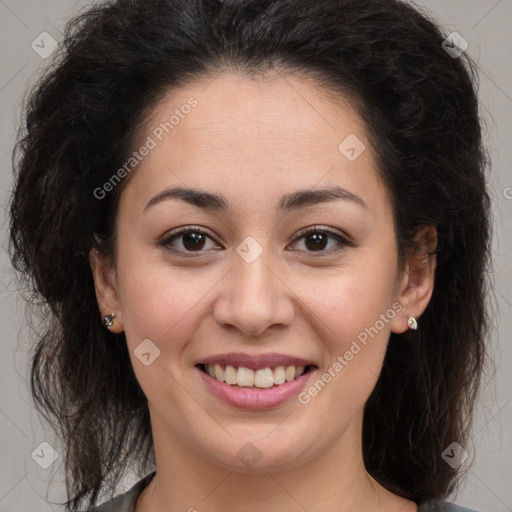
197, 352, 317, 371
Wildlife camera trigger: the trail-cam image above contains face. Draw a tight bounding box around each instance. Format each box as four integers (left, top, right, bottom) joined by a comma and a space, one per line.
91, 71, 434, 474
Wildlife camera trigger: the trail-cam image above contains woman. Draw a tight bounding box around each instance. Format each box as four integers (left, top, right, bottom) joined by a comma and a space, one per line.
9, 0, 492, 511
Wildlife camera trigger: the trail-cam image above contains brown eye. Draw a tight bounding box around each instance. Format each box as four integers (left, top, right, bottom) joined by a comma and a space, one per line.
289, 226, 353, 255
158, 225, 353, 258
159, 227, 220, 255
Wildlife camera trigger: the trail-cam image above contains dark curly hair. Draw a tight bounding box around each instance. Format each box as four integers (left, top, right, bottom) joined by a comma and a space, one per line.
9, 0, 492, 510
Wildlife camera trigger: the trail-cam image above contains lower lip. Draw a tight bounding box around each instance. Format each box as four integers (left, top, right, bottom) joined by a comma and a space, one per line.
197, 366, 316, 410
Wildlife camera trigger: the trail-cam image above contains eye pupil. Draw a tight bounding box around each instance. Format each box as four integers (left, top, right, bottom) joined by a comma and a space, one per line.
305, 232, 327, 251
183, 232, 206, 251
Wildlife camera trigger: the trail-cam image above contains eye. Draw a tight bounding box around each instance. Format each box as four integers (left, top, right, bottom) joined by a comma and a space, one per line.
158, 226, 220, 256
289, 226, 353, 256
158, 225, 353, 257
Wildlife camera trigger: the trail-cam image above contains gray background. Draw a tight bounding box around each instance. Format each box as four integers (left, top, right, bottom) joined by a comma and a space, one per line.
0, 1, 510, 511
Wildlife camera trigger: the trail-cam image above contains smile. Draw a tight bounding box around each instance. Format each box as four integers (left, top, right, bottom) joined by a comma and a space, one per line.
199, 363, 313, 388
196, 361, 318, 409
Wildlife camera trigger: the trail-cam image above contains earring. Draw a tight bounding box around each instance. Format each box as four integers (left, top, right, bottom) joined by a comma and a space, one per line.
103, 312, 117, 329
408, 315, 418, 330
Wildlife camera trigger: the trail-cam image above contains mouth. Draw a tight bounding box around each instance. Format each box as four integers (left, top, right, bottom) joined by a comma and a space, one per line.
196, 363, 317, 389
195, 352, 319, 409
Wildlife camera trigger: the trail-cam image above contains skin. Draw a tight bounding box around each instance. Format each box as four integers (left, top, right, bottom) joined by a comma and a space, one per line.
90, 71, 436, 512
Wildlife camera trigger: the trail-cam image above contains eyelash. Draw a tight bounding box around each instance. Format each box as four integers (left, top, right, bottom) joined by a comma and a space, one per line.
158, 225, 353, 258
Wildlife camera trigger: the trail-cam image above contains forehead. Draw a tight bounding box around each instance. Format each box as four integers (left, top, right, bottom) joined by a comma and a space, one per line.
142, 71, 365, 157
122, 71, 391, 218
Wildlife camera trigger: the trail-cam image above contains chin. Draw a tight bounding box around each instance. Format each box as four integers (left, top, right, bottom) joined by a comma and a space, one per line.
198, 431, 316, 474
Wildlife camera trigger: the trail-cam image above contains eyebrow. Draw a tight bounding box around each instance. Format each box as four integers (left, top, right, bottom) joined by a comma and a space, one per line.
143, 185, 367, 214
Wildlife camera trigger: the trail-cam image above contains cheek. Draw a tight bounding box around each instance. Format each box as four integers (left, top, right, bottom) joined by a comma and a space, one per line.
116, 261, 211, 401
113, 234, 222, 393
296, 287, 394, 422
294, 257, 397, 396
115, 248, 213, 351
299, 259, 397, 342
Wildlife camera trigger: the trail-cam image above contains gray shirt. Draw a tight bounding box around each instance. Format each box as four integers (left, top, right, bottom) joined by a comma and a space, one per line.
92, 471, 481, 512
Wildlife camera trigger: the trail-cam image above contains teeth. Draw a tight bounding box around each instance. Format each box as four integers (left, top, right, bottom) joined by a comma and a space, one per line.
204, 364, 308, 388
254, 368, 274, 388
237, 366, 254, 387
285, 365, 296, 381
224, 365, 237, 385
273, 366, 286, 385
214, 363, 224, 382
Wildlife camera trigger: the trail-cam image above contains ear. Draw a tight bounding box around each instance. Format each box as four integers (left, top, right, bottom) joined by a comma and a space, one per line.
390, 225, 437, 334
89, 245, 124, 333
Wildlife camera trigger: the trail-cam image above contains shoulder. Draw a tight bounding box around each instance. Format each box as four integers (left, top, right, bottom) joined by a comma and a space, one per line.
91, 471, 156, 512
418, 499, 483, 512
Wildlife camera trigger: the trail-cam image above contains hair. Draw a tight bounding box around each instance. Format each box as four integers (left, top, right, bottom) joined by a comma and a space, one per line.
9, 0, 492, 510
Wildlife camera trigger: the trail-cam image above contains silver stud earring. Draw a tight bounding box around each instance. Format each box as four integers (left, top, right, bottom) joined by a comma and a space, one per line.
103, 312, 117, 329
408, 315, 418, 330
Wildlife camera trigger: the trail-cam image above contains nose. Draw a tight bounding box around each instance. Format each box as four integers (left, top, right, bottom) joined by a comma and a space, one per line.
213, 247, 295, 337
